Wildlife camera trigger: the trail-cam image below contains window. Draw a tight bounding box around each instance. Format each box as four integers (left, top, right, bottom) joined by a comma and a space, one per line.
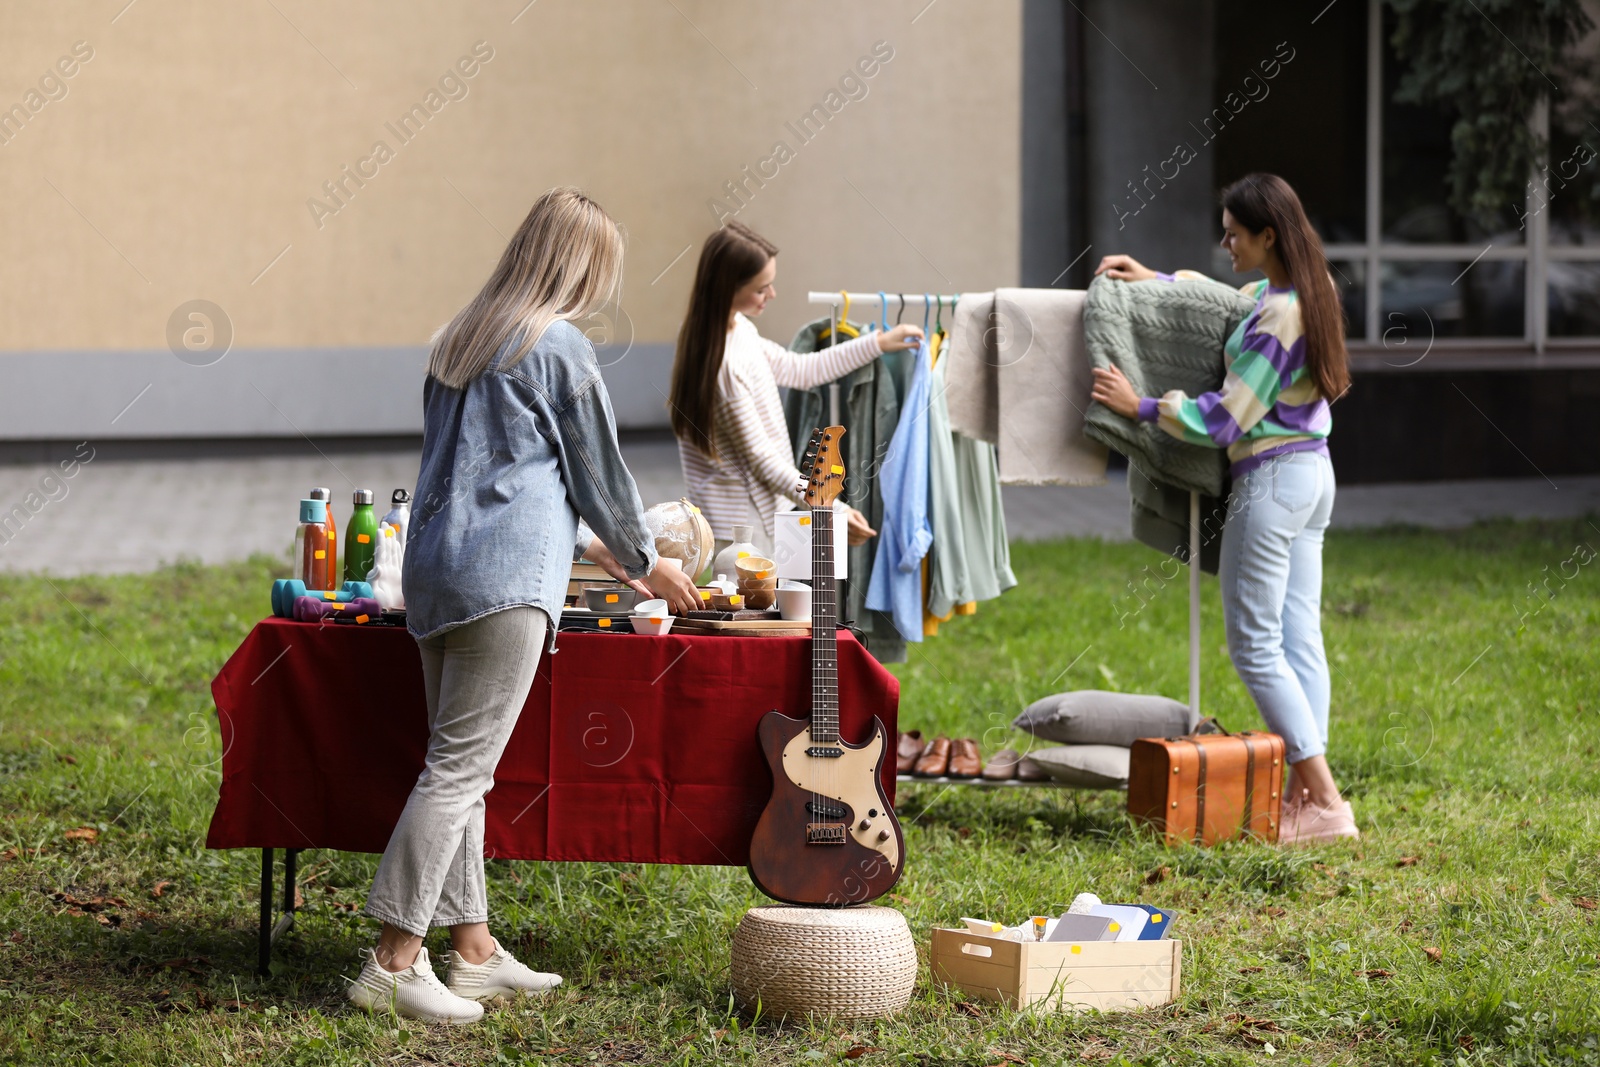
1215, 0, 1600, 355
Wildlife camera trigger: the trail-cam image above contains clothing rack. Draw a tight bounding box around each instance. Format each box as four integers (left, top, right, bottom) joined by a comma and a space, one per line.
808, 290, 1204, 719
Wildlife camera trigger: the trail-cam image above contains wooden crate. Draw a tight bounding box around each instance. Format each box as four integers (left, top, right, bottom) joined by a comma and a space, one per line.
929, 927, 1181, 1013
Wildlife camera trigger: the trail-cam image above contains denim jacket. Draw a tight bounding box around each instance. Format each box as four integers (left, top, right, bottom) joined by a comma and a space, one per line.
402, 319, 658, 641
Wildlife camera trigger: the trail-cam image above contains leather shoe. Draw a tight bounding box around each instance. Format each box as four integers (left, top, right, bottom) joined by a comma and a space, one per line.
947, 738, 982, 778
982, 748, 1020, 781
912, 736, 950, 777
895, 730, 924, 774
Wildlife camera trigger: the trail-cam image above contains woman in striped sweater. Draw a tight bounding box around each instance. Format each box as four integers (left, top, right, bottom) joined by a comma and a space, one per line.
669, 221, 923, 557
1090, 173, 1357, 846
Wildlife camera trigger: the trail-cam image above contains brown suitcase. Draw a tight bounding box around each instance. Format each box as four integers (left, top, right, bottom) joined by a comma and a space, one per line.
1127, 725, 1286, 846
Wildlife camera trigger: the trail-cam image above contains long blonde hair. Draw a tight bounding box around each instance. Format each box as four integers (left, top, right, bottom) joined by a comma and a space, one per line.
428, 187, 625, 388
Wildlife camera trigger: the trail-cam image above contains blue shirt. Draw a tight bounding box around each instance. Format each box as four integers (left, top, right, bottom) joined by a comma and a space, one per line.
402, 319, 658, 640
865, 340, 933, 642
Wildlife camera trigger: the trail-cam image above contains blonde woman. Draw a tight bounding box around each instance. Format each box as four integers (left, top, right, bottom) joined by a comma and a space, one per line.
349, 188, 699, 1024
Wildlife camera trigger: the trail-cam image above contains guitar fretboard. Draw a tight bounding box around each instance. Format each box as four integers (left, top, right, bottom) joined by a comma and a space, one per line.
810, 504, 838, 744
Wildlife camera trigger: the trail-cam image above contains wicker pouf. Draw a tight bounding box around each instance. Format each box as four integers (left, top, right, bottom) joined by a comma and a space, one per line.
730, 905, 917, 1020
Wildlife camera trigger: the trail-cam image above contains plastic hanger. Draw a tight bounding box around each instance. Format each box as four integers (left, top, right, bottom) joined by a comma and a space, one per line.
819, 290, 860, 343
878, 290, 888, 334
934, 295, 945, 335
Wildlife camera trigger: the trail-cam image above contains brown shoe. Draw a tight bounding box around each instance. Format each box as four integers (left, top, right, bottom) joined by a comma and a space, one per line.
947, 738, 982, 778
896, 730, 924, 774
982, 748, 1021, 781
1016, 755, 1050, 781
912, 736, 951, 777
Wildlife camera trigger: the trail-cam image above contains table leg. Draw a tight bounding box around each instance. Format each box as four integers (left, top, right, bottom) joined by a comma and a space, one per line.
257, 847, 274, 976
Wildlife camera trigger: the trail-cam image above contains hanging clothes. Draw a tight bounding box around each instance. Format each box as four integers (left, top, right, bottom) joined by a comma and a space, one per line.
784, 317, 906, 663
924, 328, 1018, 629
864, 339, 933, 644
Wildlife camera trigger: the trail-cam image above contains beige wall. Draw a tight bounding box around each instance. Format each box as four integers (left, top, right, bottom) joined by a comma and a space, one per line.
0, 0, 1022, 354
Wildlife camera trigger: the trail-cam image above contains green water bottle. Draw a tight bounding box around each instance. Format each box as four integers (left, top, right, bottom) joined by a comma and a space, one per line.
345, 489, 379, 584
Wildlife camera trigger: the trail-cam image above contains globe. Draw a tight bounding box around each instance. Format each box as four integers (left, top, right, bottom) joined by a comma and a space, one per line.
643, 497, 714, 578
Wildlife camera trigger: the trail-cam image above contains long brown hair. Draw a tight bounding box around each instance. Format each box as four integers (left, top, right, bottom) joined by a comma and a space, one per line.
1221, 174, 1350, 402
428, 187, 624, 389
669, 221, 779, 456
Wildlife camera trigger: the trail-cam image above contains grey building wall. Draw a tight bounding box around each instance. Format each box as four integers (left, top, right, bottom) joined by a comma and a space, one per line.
0, 342, 674, 443
1084, 1, 1219, 275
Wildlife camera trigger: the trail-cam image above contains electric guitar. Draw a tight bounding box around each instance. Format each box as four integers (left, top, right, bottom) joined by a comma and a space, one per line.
747, 426, 906, 906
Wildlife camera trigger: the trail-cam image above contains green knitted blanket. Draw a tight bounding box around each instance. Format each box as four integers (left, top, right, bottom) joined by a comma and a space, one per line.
1082, 274, 1257, 497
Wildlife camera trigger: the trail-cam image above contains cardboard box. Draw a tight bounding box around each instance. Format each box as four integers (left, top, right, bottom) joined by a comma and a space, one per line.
929, 927, 1181, 1013
773, 508, 848, 582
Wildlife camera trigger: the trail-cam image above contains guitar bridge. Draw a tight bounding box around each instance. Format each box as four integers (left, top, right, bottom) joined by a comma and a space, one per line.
806, 746, 843, 758
805, 823, 847, 845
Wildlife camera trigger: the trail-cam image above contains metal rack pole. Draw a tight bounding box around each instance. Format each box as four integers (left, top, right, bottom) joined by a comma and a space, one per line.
1188, 491, 1201, 716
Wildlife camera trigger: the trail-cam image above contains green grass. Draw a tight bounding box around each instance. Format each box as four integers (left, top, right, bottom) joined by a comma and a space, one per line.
1, 519, 1598, 1066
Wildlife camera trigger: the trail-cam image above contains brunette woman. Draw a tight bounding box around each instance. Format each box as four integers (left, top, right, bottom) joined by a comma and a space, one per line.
1090, 172, 1357, 845
669, 221, 923, 557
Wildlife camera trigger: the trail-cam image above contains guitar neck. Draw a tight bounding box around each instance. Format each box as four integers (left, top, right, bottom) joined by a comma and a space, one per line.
811, 504, 838, 744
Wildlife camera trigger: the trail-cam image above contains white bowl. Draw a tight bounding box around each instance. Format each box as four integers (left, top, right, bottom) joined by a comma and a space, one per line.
628, 614, 675, 636
632, 598, 668, 618
776, 583, 812, 622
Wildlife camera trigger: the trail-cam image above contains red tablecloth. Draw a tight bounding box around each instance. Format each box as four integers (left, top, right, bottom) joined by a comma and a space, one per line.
205, 619, 898, 867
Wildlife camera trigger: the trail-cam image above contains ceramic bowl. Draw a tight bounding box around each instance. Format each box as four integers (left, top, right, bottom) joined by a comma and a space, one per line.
734, 556, 776, 582
776, 582, 812, 622
583, 584, 639, 613
740, 587, 777, 610
632, 598, 668, 618
628, 614, 675, 636
711, 591, 745, 612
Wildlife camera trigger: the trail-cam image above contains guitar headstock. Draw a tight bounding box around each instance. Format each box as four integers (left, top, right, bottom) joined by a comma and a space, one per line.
799, 425, 846, 508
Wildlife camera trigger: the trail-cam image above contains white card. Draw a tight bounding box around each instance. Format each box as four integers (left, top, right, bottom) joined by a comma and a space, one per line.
773, 506, 848, 581
1087, 904, 1149, 942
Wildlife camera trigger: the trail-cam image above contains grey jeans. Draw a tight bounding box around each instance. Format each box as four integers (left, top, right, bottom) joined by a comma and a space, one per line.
365, 606, 547, 936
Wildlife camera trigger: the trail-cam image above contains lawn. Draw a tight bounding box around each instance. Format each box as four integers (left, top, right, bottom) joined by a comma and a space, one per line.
0, 518, 1597, 1066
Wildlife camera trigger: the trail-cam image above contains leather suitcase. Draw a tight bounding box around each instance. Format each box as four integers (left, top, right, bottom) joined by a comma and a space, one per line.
1127, 727, 1286, 846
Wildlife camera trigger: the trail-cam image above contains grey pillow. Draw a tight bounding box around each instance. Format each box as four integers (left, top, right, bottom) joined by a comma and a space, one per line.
1013, 690, 1198, 747
1027, 745, 1131, 789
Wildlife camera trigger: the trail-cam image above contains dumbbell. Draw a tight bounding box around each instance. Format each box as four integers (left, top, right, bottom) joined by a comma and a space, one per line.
271, 579, 375, 618
292, 596, 382, 622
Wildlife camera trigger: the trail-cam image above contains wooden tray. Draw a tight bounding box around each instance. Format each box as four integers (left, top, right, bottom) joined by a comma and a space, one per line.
929, 927, 1181, 1013
673, 617, 811, 637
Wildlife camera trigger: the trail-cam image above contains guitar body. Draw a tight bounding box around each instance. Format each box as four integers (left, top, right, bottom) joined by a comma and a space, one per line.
748, 710, 905, 906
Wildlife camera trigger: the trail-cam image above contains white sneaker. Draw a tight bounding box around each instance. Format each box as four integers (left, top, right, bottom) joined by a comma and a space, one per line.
347, 946, 485, 1025
446, 938, 563, 1003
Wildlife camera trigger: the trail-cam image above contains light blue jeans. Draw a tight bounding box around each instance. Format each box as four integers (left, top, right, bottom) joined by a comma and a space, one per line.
366, 606, 547, 936
1218, 450, 1335, 764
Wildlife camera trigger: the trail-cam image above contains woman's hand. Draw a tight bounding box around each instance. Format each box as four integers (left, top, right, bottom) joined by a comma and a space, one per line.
1093, 254, 1158, 282
583, 537, 653, 601
642, 558, 702, 616
1090, 365, 1143, 420
844, 507, 877, 546
877, 324, 925, 352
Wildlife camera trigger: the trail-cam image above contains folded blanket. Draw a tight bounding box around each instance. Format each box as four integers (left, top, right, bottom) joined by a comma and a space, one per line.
1081, 274, 1256, 498
943, 288, 1109, 486
1082, 275, 1256, 574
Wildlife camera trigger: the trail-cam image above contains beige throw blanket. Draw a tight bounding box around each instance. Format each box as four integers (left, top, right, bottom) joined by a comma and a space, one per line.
943, 288, 1109, 486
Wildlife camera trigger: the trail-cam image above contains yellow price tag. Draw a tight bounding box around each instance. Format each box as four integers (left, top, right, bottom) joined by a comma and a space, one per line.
313, 550, 326, 559
830, 464, 844, 474
605, 593, 618, 603
800, 516, 811, 526
598, 617, 611, 627
357, 533, 370, 544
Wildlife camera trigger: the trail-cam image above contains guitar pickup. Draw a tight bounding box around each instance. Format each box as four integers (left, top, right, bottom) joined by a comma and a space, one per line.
805, 746, 843, 758
804, 800, 846, 819
805, 823, 847, 845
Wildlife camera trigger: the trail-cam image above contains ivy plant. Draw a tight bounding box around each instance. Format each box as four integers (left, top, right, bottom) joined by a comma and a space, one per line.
1386, 0, 1596, 227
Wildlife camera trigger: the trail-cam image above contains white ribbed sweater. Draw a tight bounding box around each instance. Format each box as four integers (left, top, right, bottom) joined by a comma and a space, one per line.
677, 313, 882, 540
